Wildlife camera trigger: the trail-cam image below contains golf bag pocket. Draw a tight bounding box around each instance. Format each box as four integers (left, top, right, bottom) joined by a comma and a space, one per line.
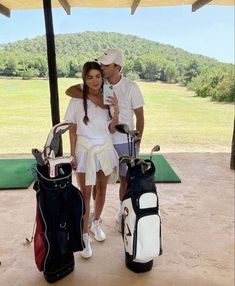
34, 202, 47, 271
135, 213, 161, 262
122, 191, 162, 263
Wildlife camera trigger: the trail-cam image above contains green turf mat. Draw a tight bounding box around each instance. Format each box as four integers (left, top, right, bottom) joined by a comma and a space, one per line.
0, 158, 36, 189
140, 154, 181, 183
0, 155, 180, 189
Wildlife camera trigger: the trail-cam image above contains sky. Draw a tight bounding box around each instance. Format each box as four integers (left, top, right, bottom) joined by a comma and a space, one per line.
0, 5, 234, 64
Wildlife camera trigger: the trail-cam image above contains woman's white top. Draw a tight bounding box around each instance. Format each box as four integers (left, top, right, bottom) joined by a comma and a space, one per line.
64, 98, 119, 185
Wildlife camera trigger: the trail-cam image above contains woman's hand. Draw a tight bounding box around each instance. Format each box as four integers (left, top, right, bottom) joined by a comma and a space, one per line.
108, 93, 119, 134
109, 93, 119, 115
71, 156, 77, 170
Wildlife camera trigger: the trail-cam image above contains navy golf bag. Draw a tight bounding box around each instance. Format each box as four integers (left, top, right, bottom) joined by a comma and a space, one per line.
121, 158, 163, 273
32, 122, 84, 283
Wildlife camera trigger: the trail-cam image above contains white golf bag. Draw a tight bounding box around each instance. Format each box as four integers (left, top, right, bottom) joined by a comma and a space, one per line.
121, 158, 163, 273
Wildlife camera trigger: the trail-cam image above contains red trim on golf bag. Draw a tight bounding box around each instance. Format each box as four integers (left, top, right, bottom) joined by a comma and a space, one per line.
34, 202, 47, 271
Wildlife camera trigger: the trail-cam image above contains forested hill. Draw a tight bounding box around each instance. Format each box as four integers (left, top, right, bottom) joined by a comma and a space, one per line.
0, 31, 229, 66
0, 31, 234, 102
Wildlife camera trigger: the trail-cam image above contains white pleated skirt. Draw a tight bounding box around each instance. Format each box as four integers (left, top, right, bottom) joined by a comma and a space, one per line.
75, 148, 119, 174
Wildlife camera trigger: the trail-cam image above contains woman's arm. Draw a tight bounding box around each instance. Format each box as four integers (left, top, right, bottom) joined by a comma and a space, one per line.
69, 123, 77, 169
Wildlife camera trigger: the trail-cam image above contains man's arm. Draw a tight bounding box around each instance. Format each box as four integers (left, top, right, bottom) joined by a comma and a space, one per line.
65, 83, 106, 109
65, 84, 83, 98
134, 106, 144, 143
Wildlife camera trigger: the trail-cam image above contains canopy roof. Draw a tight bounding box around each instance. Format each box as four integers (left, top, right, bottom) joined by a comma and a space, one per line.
1, 0, 234, 17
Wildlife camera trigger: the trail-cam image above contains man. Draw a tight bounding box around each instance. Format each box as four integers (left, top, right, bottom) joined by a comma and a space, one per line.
66, 48, 144, 231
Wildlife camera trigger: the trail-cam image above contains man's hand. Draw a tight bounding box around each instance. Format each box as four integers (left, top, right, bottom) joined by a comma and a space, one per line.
134, 106, 144, 146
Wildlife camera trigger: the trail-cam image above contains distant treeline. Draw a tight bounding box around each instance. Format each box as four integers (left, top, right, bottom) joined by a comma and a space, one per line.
0, 31, 234, 102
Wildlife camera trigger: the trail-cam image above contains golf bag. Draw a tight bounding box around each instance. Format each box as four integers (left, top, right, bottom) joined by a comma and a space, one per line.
32, 122, 85, 283
114, 124, 163, 273
121, 159, 163, 273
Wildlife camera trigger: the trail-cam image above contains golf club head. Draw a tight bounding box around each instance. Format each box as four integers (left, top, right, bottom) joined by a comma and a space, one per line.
134, 159, 151, 173
135, 158, 146, 166
151, 145, 160, 153
32, 148, 45, 166
150, 144, 161, 160
129, 130, 139, 137
115, 123, 130, 134
43, 121, 72, 158
143, 162, 152, 172
119, 155, 131, 164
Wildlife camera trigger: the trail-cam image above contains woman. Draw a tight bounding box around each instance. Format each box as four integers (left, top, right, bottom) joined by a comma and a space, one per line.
64, 61, 119, 259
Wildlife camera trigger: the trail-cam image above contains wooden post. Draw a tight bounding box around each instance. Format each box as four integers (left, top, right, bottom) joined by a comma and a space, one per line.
230, 118, 235, 170
43, 0, 62, 156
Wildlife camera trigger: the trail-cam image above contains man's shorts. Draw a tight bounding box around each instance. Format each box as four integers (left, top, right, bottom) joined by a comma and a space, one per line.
114, 143, 139, 177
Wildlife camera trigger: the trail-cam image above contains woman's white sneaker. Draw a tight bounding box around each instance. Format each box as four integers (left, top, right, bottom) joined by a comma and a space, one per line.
79, 233, 92, 259
90, 220, 106, 241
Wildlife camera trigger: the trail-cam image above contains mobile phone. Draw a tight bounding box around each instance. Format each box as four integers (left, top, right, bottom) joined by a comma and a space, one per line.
103, 82, 114, 105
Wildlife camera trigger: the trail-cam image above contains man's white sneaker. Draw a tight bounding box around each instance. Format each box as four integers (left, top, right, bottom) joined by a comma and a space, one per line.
79, 233, 92, 259
90, 220, 106, 241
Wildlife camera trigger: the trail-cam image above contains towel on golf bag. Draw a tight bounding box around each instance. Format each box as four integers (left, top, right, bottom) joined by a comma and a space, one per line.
33, 163, 84, 282
122, 159, 163, 264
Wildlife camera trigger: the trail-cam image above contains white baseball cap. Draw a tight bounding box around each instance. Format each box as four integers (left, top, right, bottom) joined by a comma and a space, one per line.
97, 48, 124, 66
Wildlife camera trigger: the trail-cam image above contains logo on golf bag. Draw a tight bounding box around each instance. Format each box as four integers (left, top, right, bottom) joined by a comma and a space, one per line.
123, 206, 132, 246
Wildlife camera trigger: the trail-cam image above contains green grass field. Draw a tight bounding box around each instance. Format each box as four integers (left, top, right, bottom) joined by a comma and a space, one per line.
0, 78, 234, 154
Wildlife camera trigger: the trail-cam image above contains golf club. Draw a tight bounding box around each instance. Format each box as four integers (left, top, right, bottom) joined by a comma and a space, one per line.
129, 130, 139, 157
150, 145, 160, 161
119, 155, 131, 164
114, 123, 130, 134
115, 124, 131, 155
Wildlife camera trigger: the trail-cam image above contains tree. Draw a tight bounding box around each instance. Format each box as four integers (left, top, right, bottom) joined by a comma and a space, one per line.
4, 55, 18, 76
69, 59, 81, 77
182, 60, 201, 85
142, 59, 161, 81
160, 62, 179, 83
34, 56, 48, 77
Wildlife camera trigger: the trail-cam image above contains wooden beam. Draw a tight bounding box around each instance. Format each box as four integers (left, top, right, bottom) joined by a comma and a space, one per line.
230, 118, 235, 169
58, 0, 71, 15
43, 0, 63, 156
192, 0, 213, 12
131, 0, 141, 15
0, 3, 10, 17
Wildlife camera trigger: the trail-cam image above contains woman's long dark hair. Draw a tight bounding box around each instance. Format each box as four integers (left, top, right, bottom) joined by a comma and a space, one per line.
82, 61, 112, 125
